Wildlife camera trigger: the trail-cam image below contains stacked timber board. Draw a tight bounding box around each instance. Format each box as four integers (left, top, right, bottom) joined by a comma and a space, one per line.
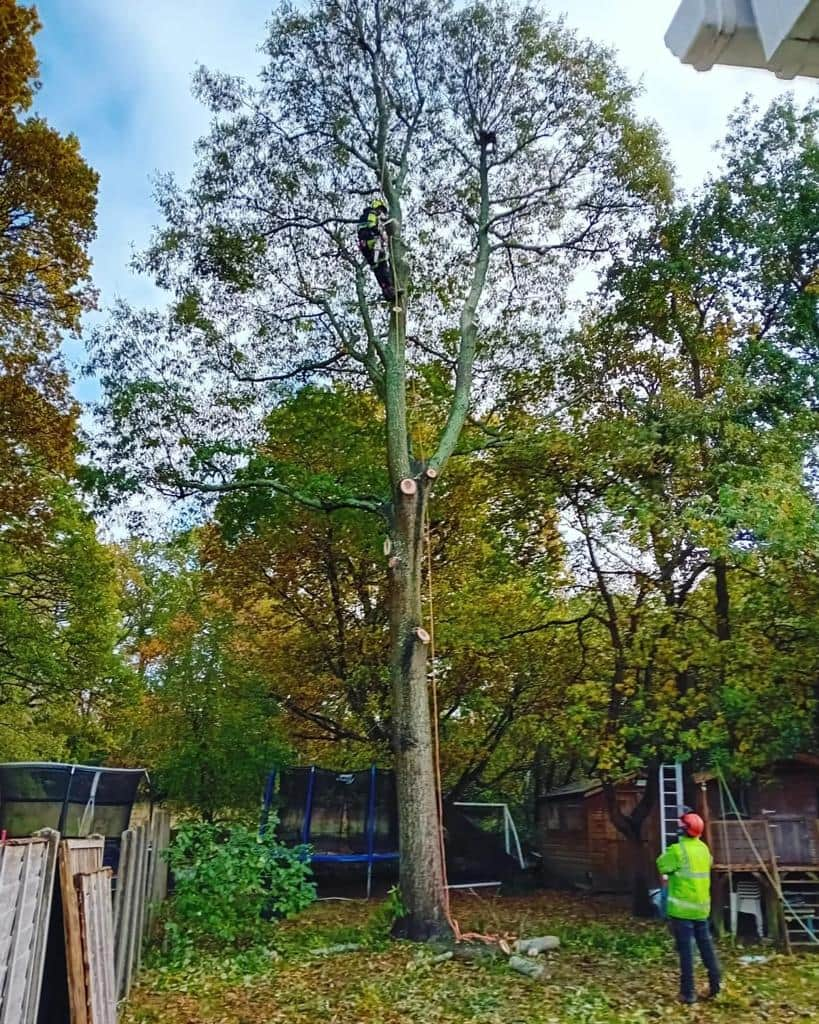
0, 831, 60, 1024
60, 837, 106, 1024
0, 811, 170, 1023
77, 871, 117, 1024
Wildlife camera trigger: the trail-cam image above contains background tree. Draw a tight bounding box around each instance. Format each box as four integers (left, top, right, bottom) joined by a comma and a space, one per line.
113, 538, 289, 819
0, 486, 128, 760
204, 382, 570, 801
89, 0, 669, 938
0, 1, 123, 760
1, 0, 97, 535
500, 97, 819, 911
0, 0, 97, 345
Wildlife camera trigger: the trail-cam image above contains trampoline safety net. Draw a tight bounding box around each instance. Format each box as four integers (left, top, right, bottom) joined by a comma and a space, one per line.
268, 766, 397, 857
262, 766, 520, 890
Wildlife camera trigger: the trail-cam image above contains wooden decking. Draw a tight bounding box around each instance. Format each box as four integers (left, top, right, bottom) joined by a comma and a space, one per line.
706, 817, 819, 951
707, 816, 819, 871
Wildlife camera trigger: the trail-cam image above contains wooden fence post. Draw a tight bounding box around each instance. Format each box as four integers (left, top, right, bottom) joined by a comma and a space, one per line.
76, 869, 117, 1024
134, 825, 150, 974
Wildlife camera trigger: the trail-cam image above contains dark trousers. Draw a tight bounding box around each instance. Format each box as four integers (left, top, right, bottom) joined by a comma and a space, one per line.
671, 918, 721, 999
357, 238, 396, 301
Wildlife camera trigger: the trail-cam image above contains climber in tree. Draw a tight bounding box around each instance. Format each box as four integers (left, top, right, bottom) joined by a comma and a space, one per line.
357, 197, 397, 304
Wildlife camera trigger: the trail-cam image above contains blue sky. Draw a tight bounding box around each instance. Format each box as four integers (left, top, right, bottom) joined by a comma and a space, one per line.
30, 0, 816, 402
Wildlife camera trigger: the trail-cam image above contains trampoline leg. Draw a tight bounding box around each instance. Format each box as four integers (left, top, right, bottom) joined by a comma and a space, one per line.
366, 859, 373, 899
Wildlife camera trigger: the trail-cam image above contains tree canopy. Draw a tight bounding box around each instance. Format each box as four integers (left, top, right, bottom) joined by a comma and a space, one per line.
1, 0, 817, 929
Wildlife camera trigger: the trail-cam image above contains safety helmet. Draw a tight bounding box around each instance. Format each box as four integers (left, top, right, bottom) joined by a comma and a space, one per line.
371, 197, 387, 210
679, 811, 704, 838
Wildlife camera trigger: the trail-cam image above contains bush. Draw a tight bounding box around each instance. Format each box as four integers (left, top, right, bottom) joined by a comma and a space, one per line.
162, 819, 315, 953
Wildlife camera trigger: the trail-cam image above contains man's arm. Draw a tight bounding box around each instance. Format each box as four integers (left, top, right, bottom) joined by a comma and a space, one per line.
656, 844, 680, 876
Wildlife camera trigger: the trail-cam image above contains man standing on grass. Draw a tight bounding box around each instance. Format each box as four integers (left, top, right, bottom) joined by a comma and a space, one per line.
656, 811, 722, 1005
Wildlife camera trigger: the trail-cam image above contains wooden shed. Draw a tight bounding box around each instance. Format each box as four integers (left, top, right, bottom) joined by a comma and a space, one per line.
696, 756, 819, 866
695, 756, 819, 950
537, 777, 662, 892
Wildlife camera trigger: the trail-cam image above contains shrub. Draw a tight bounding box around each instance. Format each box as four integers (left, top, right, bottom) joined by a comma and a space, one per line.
162, 819, 315, 952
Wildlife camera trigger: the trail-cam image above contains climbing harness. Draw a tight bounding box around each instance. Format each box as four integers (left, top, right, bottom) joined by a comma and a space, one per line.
357, 198, 398, 305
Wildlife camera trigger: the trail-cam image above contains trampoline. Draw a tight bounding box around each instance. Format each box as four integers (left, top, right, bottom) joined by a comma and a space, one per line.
261, 766, 524, 896
261, 765, 397, 896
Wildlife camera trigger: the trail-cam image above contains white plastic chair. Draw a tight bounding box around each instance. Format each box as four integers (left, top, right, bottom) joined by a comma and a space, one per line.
729, 880, 764, 938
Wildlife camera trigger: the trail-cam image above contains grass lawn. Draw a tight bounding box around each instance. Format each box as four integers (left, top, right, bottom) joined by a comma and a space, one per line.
123, 891, 819, 1024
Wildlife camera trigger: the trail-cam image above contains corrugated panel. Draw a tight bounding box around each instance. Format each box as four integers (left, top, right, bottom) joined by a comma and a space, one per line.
113, 828, 143, 1001
77, 870, 116, 1024
0, 833, 59, 1024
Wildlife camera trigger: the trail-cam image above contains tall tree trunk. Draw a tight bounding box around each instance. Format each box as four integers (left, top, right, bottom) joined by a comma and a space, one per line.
389, 476, 451, 940
603, 763, 659, 918
627, 833, 654, 918
714, 556, 731, 642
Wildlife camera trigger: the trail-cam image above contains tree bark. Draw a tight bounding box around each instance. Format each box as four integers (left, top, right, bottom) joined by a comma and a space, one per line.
627, 834, 655, 918
714, 556, 731, 642
389, 476, 451, 941
602, 763, 659, 918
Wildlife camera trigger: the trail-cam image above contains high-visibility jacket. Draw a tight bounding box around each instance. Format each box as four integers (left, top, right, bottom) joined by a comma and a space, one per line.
656, 836, 712, 921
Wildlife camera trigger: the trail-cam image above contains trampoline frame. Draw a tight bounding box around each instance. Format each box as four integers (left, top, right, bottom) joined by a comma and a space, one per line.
261, 765, 398, 897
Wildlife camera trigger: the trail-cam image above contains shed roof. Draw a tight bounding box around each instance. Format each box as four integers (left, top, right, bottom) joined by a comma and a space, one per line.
541, 778, 601, 800
694, 754, 819, 783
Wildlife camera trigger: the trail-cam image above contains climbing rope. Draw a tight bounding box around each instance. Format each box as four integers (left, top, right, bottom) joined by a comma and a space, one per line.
408, 375, 503, 947
716, 772, 735, 944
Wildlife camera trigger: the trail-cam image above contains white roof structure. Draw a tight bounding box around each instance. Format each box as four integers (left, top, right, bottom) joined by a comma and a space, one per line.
666, 0, 819, 79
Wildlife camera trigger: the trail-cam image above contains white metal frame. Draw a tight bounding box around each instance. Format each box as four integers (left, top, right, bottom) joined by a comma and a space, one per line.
666, 0, 819, 79
452, 801, 526, 869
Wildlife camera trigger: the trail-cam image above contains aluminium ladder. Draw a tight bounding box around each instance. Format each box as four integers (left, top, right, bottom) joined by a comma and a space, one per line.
659, 762, 684, 852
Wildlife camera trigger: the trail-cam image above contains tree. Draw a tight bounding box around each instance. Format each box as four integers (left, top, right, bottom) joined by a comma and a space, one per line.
113, 538, 289, 819
1, 0, 98, 350
203, 381, 572, 800
0, 486, 128, 761
0, 2, 120, 761
1, 0, 97, 533
89, 0, 669, 938
505, 97, 819, 912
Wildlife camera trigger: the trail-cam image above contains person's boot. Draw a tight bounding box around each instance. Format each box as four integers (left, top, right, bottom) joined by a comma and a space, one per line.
678, 993, 697, 1005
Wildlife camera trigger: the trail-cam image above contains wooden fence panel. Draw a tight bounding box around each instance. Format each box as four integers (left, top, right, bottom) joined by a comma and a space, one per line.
113, 811, 172, 1007
23, 831, 59, 1024
0, 832, 59, 1024
146, 810, 170, 931
710, 819, 775, 867
60, 837, 104, 1024
77, 870, 116, 1024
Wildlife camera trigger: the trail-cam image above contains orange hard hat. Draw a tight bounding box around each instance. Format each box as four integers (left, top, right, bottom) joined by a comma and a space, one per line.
680, 812, 704, 838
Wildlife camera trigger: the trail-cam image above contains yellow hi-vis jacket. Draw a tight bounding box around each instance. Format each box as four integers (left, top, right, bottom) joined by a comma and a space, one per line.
656, 836, 713, 921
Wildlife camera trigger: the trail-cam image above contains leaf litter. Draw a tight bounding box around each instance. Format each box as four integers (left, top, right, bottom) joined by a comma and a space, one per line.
122, 892, 819, 1024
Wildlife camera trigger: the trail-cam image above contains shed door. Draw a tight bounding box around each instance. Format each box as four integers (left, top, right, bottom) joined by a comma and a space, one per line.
768, 816, 817, 865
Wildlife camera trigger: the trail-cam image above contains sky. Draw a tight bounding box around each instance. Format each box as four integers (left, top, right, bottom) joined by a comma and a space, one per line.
30, 0, 817, 398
